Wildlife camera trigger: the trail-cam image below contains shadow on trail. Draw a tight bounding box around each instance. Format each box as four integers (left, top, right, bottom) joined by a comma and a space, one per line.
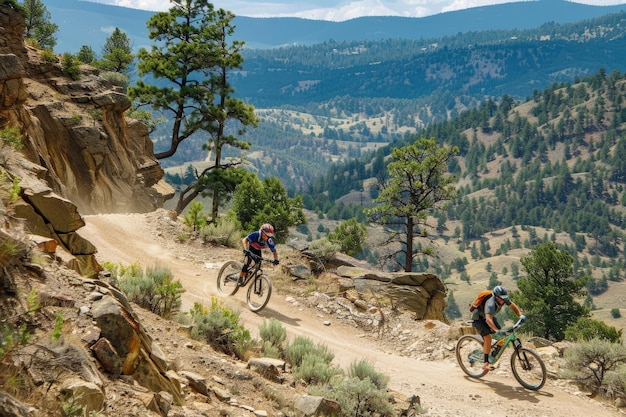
461, 375, 553, 403
252, 305, 302, 328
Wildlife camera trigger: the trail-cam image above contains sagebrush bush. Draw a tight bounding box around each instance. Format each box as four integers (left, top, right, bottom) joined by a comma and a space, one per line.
348, 358, 388, 390
259, 318, 287, 353
562, 338, 626, 394
114, 263, 184, 318
118, 275, 156, 309
292, 353, 343, 385
309, 376, 394, 417
199, 217, 240, 247
188, 299, 254, 360
307, 239, 340, 262
100, 71, 129, 90
284, 335, 334, 368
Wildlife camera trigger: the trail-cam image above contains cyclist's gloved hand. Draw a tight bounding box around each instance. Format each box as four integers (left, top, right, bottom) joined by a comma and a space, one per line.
243, 249, 251, 257
495, 330, 507, 337
519, 314, 527, 322
273, 259, 280, 265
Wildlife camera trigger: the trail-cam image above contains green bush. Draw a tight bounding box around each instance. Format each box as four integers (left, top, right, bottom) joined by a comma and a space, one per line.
284, 335, 334, 368
564, 317, 622, 343
292, 353, 343, 385
562, 338, 626, 394
0, 126, 24, 151
61, 53, 81, 80
309, 376, 394, 417
611, 308, 621, 319
259, 318, 287, 353
39, 49, 58, 63
348, 359, 388, 390
0, 0, 23, 12
199, 217, 240, 247
116, 263, 184, 318
307, 239, 340, 263
100, 71, 129, 90
189, 299, 254, 359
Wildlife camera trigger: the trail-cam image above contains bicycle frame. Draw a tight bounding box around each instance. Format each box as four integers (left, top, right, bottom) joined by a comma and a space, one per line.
241, 254, 267, 286
490, 329, 517, 363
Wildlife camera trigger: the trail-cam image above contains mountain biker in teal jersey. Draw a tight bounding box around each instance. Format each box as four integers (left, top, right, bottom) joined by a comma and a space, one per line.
471, 285, 524, 371
238, 223, 280, 284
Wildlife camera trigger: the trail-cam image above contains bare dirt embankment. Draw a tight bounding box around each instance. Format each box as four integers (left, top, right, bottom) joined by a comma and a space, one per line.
80, 210, 624, 417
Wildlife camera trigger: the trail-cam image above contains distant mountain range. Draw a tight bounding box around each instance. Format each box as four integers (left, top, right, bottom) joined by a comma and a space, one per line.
47, 0, 626, 52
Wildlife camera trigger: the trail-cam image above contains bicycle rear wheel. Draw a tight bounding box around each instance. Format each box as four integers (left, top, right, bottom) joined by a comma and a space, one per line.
247, 273, 272, 312
510, 346, 547, 390
455, 334, 488, 378
217, 260, 241, 296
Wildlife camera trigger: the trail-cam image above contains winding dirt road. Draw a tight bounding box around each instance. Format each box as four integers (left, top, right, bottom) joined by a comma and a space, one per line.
80, 212, 623, 417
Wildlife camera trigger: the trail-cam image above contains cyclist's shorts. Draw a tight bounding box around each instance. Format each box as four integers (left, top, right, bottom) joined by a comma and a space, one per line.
472, 317, 500, 336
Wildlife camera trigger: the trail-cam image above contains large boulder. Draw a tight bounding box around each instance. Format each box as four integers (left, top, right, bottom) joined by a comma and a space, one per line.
336, 266, 448, 322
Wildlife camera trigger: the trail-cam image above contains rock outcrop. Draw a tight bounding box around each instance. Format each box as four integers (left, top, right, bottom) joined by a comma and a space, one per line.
0, 5, 172, 216
0, 5, 174, 276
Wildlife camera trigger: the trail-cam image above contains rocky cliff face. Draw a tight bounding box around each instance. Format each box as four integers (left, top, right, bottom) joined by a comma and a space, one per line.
0, 5, 173, 277
0, 6, 172, 216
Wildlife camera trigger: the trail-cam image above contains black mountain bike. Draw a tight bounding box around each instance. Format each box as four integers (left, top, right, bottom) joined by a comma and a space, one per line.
217, 253, 273, 312
455, 317, 547, 390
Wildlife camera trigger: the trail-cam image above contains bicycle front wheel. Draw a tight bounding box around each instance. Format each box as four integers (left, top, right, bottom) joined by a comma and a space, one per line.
510, 346, 547, 390
247, 274, 272, 312
455, 334, 488, 378
217, 260, 241, 296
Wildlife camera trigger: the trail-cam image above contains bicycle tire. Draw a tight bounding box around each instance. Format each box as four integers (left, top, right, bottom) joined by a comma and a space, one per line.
455, 334, 488, 378
217, 260, 241, 296
247, 273, 272, 312
510, 346, 547, 390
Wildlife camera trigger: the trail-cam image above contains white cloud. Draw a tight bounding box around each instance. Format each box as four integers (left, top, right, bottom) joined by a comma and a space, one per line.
86, 0, 626, 21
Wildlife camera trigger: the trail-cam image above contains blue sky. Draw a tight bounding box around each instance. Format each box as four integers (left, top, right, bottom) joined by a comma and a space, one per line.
87, 0, 626, 21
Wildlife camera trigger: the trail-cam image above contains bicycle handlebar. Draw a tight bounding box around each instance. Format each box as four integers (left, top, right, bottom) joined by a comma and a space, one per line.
244, 253, 273, 263
501, 315, 527, 334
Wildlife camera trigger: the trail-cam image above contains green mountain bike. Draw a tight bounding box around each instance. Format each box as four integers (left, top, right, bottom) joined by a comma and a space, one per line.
217, 253, 273, 313
455, 317, 547, 390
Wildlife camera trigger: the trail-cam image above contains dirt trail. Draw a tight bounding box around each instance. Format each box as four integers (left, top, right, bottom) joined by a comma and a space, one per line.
80, 211, 623, 417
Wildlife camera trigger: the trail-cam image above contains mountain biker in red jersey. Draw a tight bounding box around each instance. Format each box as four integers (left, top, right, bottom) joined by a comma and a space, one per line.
238, 223, 280, 284
471, 285, 524, 372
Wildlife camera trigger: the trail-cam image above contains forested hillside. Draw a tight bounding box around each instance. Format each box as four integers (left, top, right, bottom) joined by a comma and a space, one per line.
164, 12, 626, 194
308, 69, 626, 284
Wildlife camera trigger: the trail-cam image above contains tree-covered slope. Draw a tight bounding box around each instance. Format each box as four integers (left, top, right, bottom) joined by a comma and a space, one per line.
310, 69, 626, 267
